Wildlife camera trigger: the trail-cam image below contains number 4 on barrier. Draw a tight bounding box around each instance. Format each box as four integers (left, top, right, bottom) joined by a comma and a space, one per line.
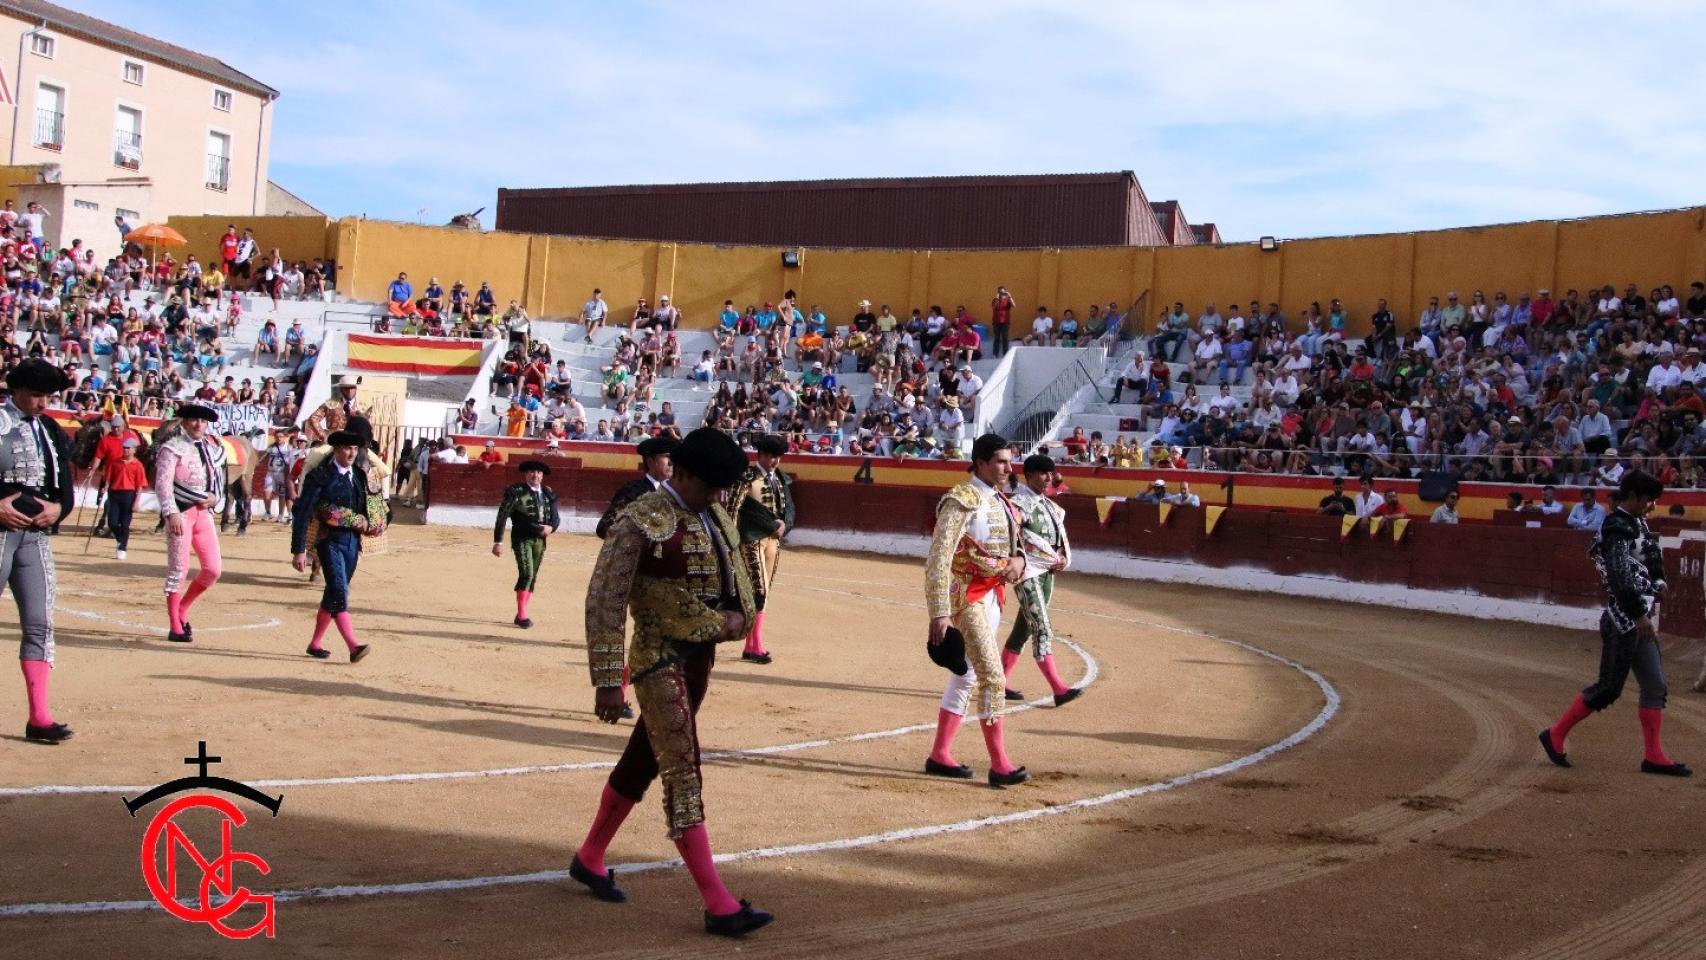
853, 458, 874, 485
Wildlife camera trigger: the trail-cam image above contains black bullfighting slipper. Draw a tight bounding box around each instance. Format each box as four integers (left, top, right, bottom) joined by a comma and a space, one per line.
1054, 688, 1083, 708
988, 766, 1030, 788
165, 629, 192, 643
1004, 688, 1025, 701
568, 855, 627, 903
1538, 729, 1571, 769
705, 900, 773, 937
182, 621, 193, 638
1641, 759, 1693, 777
24, 721, 74, 744
740, 651, 773, 665
349, 644, 371, 663
514, 616, 533, 629
305, 645, 331, 660
925, 758, 974, 779
620, 703, 635, 720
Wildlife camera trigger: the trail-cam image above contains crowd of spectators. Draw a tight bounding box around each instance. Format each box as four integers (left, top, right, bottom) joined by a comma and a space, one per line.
1067, 281, 1706, 491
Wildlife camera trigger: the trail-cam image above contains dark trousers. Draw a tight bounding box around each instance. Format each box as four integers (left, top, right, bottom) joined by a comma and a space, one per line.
993, 323, 1010, 357
107, 491, 137, 551
1582, 612, 1668, 711
608, 645, 715, 804
316, 533, 360, 614
221, 478, 250, 532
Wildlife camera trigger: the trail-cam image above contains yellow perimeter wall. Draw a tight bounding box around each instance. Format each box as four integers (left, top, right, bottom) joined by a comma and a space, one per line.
173, 207, 1706, 338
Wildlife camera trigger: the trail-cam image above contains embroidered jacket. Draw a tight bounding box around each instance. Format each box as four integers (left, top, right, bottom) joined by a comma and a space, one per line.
291, 459, 370, 555
0, 402, 72, 512
734, 464, 795, 544
1011, 482, 1071, 580
925, 477, 1021, 619
595, 475, 659, 539
153, 434, 226, 516
494, 482, 560, 543
1589, 507, 1666, 634
585, 487, 756, 688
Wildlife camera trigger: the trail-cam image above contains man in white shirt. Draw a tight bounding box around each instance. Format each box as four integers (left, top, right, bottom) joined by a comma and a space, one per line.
1646, 356, 1682, 394
1250, 396, 1283, 430
1282, 343, 1313, 376
1527, 485, 1565, 516
956, 366, 983, 419
579, 288, 608, 339
1678, 349, 1706, 385
1029, 308, 1054, 346
1272, 371, 1301, 407
1566, 488, 1606, 531
1208, 384, 1241, 419
1352, 476, 1385, 519
1577, 399, 1614, 451
1192, 330, 1224, 384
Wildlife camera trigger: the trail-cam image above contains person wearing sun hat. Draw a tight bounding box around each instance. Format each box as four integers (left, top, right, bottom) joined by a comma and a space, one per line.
493, 458, 561, 628
155, 402, 226, 644
291, 428, 375, 663
571, 427, 771, 936
304, 374, 366, 443
1, 359, 76, 743
733, 434, 793, 665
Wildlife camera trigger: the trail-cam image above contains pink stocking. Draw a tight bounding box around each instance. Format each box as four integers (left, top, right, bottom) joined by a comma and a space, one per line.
333, 612, 359, 652
20, 660, 52, 727
576, 784, 635, 875
743, 611, 767, 656
980, 717, 1017, 775
516, 590, 531, 619
674, 824, 741, 916
166, 592, 186, 633
309, 609, 333, 651
1000, 648, 1020, 678
1036, 654, 1071, 696
928, 707, 961, 767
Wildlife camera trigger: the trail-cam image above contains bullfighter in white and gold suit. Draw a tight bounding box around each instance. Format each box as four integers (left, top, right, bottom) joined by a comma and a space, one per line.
1002, 453, 1083, 707
924, 432, 1032, 788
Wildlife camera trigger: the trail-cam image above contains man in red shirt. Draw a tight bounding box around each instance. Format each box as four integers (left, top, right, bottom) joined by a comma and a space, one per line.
91, 414, 143, 536
990, 286, 1014, 357
478, 440, 504, 467
104, 436, 149, 560
218, 225, 240, 275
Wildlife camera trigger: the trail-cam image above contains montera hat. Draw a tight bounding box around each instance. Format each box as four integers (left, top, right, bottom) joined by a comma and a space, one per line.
673, 427, 748, 488
927, 626, 969, 676
518, 459, 552, 475
175, 403, 219, 422
327, 429, 364, 447
637, 436, 677, 459
754, 434, 789, 456
5, 359, 72, 393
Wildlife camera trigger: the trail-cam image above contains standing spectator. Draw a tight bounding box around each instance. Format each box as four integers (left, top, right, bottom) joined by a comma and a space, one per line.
990, 286, 1014, 356
234, 228, 257, 282
218, 225, 240, 275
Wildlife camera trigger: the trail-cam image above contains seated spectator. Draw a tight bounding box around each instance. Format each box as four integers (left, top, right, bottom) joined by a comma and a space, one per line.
1430, 490, 1461, 523
387, 272, 416, 317
1567, 487, 1607, 531
1317, 476, 1354, 515
478, 440, 503, 466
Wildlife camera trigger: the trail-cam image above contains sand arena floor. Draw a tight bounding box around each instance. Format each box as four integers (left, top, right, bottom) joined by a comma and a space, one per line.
1, 513, 1705, 959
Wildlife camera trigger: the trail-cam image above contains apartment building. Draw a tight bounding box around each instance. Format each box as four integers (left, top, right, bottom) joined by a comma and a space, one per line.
0, 0, 275, 248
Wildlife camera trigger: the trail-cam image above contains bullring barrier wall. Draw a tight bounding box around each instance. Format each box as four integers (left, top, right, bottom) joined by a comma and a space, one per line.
165, 206, 1706, 344
422, 445, 1706, 639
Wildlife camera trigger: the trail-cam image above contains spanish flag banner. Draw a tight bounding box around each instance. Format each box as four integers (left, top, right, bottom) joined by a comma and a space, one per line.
1205, 504, 1226, 536
347, 335, 484, 375
1095, 496, 1122, 527
1340, 514, 1359, 541
1390, 517, 1411, 542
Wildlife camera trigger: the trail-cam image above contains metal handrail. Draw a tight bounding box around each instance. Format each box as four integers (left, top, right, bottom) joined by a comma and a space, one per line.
996, 353, 1107, 451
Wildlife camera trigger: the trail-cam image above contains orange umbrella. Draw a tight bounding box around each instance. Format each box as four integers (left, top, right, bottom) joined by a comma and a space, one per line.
127, 223, 186, 245
126, 223, 187, 277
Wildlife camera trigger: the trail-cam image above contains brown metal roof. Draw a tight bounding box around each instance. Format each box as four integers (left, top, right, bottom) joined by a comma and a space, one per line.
0, 0, 276, 97
498, 171, 1180, 250
1191, 222, 1222, 245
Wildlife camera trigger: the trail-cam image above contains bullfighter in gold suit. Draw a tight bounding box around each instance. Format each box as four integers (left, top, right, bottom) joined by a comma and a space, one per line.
568, 428, 774, 938
924, 432, 1032, 788
733, 434, 794, 664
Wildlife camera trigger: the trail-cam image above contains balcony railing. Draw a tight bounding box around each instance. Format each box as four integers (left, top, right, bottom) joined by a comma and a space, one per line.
206, 153, 230, 192
113, 130, 142, 169
33, 109, 63, 150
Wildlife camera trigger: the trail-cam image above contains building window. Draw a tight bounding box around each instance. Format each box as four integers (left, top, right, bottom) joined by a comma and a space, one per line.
73, 199, 100, 212
114, 106, 143, 169
117, 207, 140, 223
122, 60, 144, 85
30, 34, 53, 58
34, 84, 65, 150
212, 88, 232, 112
206, 131, 231, 192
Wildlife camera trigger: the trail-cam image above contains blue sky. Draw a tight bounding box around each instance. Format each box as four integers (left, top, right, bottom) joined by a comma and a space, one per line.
75, 0, 1706, 241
